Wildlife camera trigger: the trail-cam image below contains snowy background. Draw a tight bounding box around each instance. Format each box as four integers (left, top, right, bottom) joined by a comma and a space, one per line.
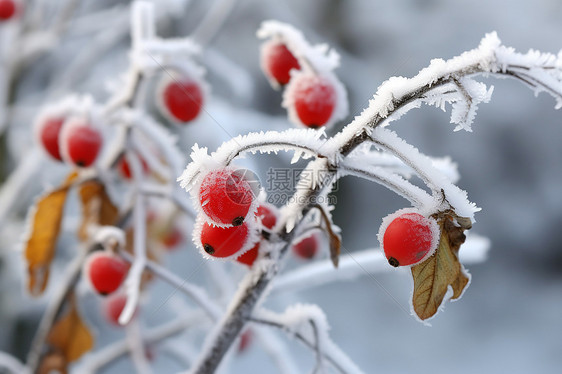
1, 0, 561, 373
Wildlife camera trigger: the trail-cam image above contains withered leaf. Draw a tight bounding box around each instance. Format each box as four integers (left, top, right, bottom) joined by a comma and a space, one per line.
311, 204, 342, 267
410, 214, 470, 321
78, 180, 119, 241
46, 295, 94, 364
24, 172, 77, 296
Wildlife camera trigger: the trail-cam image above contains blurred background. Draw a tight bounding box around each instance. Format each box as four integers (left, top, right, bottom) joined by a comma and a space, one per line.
1, 0, 561, 373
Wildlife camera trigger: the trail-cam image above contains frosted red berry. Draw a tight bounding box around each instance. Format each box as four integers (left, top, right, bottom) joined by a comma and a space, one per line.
162, 78, 204, 123
292, 233, 319, 260
236, 242, 259, 266
292, 75, 336, 128
118, 154, 149, 179
0, 0, 16, 21
38, 118, 65, 161
382, 213, 435, 267
262, 41, 300, 85
199, 169, 256, 226
86, 252, 129, 295
64, 124, 102, 167
256, 204, 278, 230
200, 221, 251, 258
104, 294, 128, 326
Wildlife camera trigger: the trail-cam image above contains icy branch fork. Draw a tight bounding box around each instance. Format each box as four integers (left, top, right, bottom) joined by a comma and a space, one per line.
182, 32, 562, 373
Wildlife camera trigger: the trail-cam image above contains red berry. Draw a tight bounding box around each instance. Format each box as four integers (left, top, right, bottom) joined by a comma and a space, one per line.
292, 75, 336, 128
162, 77, 204, 123
199, 168, 256, 226
262, 41, 300, 86
200, 221, 251, 258
236, 242, 259, 266
103, 294, 130, 326
63, 124, 103, 167
162, 227, 182, 249
38, 118, 64, 161
256, 204, 278, 230
237, 329, 253, 354
86, 252, 129, 295
0, 0, 16, 21
292, 233, 319, 260
382, 213, 436, 267
118, 154, 149, 179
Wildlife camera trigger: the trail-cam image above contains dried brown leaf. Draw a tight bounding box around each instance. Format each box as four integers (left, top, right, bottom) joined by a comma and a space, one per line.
24, 172, 77, 296
38, 352, 68, 374
46, 296, 94, 364
78, 180, 119, 241
411, 214, 470, 321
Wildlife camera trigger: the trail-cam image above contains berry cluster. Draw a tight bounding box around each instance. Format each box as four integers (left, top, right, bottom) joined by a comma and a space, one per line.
259, 23, 347, 129
36, 115, 103, 168
194, 168, 280, 266
378, 210, 439, 267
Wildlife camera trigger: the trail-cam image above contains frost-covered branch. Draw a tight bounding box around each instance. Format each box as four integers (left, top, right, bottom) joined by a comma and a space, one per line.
272, 234, 490, 295
0, 351, 27, 374
249, 305, 365, 374
120, 250, 222, 320
185, 31, 562, 372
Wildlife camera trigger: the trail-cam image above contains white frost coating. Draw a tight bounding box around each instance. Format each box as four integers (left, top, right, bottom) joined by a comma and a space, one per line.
131, 1, 155, 50
273, 233, 489, 294
212, 127, 331, 165
177, 127, 331, 193
449, 77, 494, 131
377, 207, 441, 267
191, 215, 260, 261
324, 32, 503, 155
338, 160, 434, 208
126, 110, 185, 177
372, 127, 480, 220
346, 148, 460, 183
0, 351, 27, 374
493, 42, 562, 108
254, 305, 365, 374
93, 226, 126, 249
257, 20, 340, 76
282, 69, 349, 130
279, 158, 334, 232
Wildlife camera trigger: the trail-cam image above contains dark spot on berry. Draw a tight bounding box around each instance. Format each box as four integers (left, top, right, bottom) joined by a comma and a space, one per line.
232, 216, 244, 226
308, 123, 320, 129
388, 257, 400, 267
100, 291, 109, 296
203, 244, 215, 255
76, 160, 86, 167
